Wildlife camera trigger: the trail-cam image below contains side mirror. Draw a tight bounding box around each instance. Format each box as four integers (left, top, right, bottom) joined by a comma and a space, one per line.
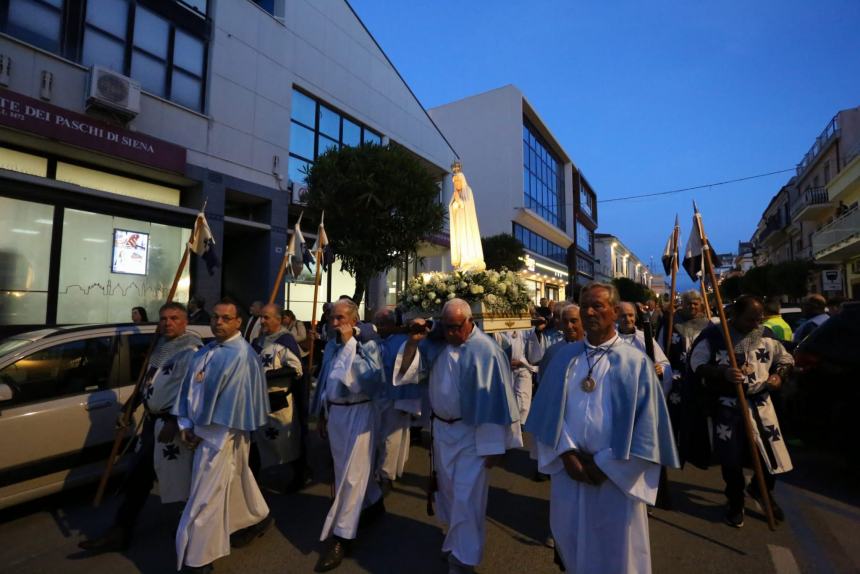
0, 383, 12, 402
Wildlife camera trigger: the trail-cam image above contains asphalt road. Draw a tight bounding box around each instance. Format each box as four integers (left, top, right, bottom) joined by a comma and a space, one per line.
0, 434, 858, 574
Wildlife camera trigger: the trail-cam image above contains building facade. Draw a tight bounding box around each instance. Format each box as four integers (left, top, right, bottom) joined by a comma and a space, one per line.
594, 234, 653, 290
428, 85, 598, 304
0, 0, 457, 332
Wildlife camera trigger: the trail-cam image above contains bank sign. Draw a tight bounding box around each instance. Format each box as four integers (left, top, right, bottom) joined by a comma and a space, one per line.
0, 88, 186, 173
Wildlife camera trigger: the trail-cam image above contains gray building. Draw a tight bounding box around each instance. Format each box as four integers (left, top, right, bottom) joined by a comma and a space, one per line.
0, 0, 456, 330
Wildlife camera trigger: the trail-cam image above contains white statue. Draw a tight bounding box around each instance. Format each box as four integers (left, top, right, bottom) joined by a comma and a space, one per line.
449, 164, 486, 272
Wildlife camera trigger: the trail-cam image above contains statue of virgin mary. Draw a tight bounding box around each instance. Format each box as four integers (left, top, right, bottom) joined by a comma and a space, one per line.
449, 163, 486, 271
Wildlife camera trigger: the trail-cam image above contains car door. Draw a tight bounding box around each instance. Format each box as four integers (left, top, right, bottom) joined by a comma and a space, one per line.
0, 335, 119, 487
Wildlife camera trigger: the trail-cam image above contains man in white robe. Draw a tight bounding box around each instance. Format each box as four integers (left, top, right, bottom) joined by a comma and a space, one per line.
397, 299, 521, 574
526, 282, 679, 573
174, 300, 272, 573
617, 301, 673, 395
311, 299, 385, 572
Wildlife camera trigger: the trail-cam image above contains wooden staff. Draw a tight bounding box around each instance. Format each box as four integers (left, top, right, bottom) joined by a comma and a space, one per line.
693, 205, 776, 530
664, 216, 680, 351
700, 273, 712, 319
268, 234, 291, 306
93, 204, 205, 507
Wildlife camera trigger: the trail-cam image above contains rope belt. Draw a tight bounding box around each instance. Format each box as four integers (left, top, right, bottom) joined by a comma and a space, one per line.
431, 412, 462, 424
327, 398, 372, 407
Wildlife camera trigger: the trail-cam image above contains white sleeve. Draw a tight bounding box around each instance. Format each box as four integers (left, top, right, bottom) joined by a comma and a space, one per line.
327, 338, 360, 393
475, 422, 522, 456
535, 423, 577, 475
392, 342, 422, 386
178, 417, 193, 431
594, 448, 661, 505
689, 337, 713, 372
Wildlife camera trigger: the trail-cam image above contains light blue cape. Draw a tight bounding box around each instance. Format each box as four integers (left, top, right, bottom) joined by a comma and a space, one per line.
310, 337, 384, 415
173, 336, 269, 431
379, 333, 424, 401
525, 339, 680, 468
419, 327, 519, 426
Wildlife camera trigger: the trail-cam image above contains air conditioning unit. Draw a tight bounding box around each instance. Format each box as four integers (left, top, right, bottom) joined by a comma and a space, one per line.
86, 66, 140, 119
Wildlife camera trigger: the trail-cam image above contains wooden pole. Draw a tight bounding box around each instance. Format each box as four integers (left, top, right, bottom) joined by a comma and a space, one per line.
93, 208, 203, 507
700, 273, 712, 319
305, 245, 325, 382
694, 209, 776, 530
664, 219, 680, 350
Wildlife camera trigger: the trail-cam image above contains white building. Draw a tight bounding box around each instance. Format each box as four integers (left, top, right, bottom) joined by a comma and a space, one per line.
428, 85, 599, 303
594, 234, 653, 289
0, 0, 457, 329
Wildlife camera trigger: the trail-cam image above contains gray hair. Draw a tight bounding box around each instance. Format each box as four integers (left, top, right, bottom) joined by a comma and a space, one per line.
558, 303, 580, 317
333, 298, 360, 322
442, 298, 472, 319
580, 281, 620, 307
681, 290, 703, 305
617, 301, 637, 314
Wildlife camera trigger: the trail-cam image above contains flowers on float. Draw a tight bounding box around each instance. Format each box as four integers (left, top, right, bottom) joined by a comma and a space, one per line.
399, 267, 530, 314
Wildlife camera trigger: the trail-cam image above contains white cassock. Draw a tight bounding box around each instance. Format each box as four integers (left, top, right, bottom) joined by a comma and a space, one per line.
321, 338, 382, 541
256, 332, 304, 468
619, 329, 673, 396
537, 337, 660, 574
175, 339, 269, 570
396, 343, 522, 567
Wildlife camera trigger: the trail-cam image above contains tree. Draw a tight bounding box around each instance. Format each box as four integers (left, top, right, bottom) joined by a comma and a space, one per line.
740, 261, 811, 299
304, 143, 445, 305
720, 275, 743, 301
612, 277, 651, 303
481, 233, 525, 271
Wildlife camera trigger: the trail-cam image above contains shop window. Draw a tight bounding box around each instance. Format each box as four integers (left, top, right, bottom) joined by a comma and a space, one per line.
0, 197, 53, 324
57, 210, 190, 324
6, 0, 64, 54
284, 259, 362, 322
0, 336, 114, 406
55, 163, 180, 206
0, 146, 48, 177
513, 223, 566, 265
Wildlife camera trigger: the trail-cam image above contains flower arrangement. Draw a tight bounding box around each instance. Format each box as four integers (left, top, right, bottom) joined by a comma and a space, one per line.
399, 268, 531, 315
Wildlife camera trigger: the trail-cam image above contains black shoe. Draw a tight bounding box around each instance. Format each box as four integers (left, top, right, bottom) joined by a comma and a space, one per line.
724, 504, 744, 528
359, 497, 386, 528
230, 514, 273, 548
315, 536, 349, 572
77, 526, 130, 554
746, 484, 785, 522
532, 470, 549, 482
182, 564, 213, 574
379, 478, 393, 498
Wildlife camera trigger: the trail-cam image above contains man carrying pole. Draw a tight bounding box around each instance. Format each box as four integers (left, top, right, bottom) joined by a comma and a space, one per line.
684, 203, 780, 530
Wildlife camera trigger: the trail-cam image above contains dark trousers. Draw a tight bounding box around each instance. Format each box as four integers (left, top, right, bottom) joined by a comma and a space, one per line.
115, 416, 157, 532
721, 460, 775, 509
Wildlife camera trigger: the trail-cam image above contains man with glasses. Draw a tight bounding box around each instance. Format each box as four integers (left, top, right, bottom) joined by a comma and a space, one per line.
689, 294, 793, 528
526, 282, 678, 573
396, 299, 521, 574
174, 300, 272, 574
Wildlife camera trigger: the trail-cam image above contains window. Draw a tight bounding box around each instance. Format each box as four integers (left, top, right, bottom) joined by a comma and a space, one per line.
576, 221, 593, 254
0, 196, 54, 324
288, 89, 382, 185
576, 254, 594, 277
579, 182, 595, 220
5, 0, 64, 54
522, 121, 565, 229
79, 0, 207, 110
0, 337, 114, 406
513, 223, 567, 265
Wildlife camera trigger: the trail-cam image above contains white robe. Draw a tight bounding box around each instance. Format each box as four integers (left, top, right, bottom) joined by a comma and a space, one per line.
256, 332, 303, 468
618, 329, 673, 397
375, 400, 411, 481
396, 343, 522, 567
449, 174, 485, 271
175, 430, 268, 569
320, 338, 382, 541
537, 336, 659, 574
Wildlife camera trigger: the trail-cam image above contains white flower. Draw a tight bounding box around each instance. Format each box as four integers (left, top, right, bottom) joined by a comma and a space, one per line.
412, 295, 420, 302
435, 299, 441, 304
496, 283, 507, 294
426, 291, 436, 300
485, 294, 497, 304
421, 299, 430, 309
447, 292, 455, 300
469, 285, 484, 295
459, 282, 467, 289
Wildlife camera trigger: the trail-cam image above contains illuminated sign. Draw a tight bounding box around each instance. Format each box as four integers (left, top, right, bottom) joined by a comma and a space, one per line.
111, 229, 149, 275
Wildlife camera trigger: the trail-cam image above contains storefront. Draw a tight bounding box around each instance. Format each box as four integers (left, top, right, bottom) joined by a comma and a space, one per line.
519, 254, 568, 305
0, 90, 194, 330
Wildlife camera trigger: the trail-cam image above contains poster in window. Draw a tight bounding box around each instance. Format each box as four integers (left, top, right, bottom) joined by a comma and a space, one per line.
111, 229, 149, 275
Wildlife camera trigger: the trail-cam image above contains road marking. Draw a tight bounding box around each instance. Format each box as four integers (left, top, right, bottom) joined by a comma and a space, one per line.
769, 544, 801, 574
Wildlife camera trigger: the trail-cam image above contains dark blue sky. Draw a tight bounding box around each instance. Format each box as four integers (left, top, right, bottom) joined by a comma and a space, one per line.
350, 0, 860, 286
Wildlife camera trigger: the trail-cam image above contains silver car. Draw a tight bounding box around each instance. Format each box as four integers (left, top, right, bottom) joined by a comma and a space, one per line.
0, 323, 212, 509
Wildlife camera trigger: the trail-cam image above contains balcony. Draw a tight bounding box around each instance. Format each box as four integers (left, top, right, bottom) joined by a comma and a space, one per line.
791, 186, 834, 221
796, 116, 840, 179
758, 213, 788, 245
812, 204, 860, 263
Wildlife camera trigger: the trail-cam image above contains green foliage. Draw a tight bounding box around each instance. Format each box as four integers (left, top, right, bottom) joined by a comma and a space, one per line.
612, 277, 651, 303
739, 261, 811, 299
481, 233, 525, 272
304, 143, 446, 305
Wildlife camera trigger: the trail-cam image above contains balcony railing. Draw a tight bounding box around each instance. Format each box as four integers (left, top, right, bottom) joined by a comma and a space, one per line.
790, 186, 831, 218
812, 204, 860, 258
796, 116, 840, 178
758, 213, 786, 242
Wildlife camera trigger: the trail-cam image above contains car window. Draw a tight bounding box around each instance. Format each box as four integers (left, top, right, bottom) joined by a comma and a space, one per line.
0, 337, 115, 406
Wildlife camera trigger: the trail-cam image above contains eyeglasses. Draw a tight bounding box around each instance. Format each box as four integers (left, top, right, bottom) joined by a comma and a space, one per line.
442, 320, 468, 332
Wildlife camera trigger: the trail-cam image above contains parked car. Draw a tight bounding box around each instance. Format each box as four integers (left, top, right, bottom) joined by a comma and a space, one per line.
0, 323, 212, 510
789, 302, 860, 461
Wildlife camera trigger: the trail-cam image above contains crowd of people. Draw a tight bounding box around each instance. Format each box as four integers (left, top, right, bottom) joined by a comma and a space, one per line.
87, 282, 841, 573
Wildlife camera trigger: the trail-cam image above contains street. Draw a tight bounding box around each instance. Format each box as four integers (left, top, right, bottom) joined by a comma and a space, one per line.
0, 435, 857, 574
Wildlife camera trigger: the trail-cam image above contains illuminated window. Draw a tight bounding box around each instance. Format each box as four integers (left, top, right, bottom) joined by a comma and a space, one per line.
55, 163, 180, 206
